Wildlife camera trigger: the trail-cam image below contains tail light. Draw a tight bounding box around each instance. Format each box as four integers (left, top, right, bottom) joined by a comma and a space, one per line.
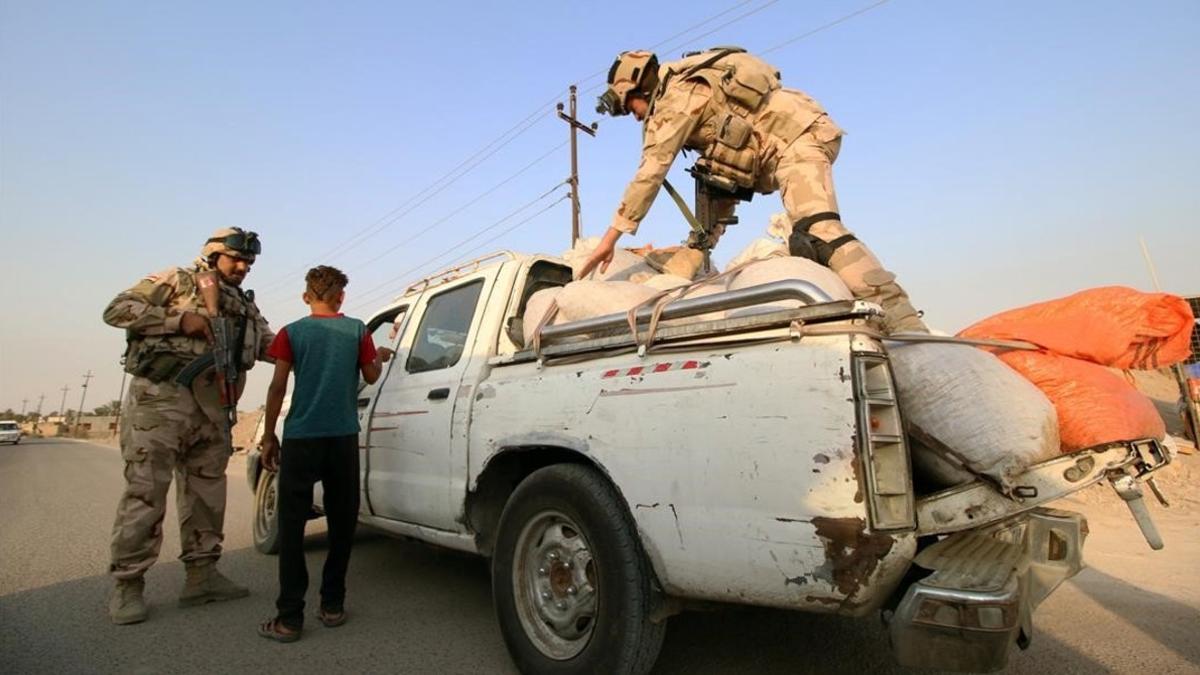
852, 353, 915, 531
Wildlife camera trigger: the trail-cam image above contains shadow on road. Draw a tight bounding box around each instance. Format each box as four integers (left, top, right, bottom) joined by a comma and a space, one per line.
1, 525, 1125, 675
1067, 567, 1200, 667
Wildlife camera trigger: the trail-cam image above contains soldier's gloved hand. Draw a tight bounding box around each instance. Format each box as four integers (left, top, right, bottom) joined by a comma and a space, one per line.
180, 311, 214, 344
261, 432, 280, 472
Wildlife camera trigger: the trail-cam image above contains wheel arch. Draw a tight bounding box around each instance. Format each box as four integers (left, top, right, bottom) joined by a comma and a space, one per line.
465, 446, 661, 581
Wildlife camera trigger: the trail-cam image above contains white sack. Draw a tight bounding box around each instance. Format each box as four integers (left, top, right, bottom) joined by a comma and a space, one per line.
555, 280, 661, 323
728, 238, 788, 269
561, 237, 657, 282
522, 287, 564, 346
889, 343, 1060, 493
725, 257, 852, 317
640, 274, 693, 291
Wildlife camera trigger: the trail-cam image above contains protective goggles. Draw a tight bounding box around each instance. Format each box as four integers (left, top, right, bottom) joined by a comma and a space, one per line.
208, 230, 262, 256
596, 88, 626, 117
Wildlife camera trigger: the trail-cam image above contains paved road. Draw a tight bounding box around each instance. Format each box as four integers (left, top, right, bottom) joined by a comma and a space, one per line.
2, 438, 1197, 674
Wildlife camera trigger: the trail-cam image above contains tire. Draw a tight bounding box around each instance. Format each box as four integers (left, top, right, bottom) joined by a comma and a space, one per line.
492, 464, 666, 675
253, 470, 281, 555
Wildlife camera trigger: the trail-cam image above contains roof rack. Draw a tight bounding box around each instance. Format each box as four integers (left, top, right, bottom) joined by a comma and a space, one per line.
395, 250, 518, 300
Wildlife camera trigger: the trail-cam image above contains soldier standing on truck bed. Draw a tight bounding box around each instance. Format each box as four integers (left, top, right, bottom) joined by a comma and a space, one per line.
578, 46, 928, 334
101, 227, 274, 624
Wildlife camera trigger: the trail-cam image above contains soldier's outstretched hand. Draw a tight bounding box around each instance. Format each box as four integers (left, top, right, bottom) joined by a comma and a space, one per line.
576, 231, 619, 280
180, 311, 214, 344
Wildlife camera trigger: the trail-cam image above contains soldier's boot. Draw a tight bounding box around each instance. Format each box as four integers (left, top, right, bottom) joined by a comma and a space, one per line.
109, 577, 148, 625
178, 561, 250, 607
861, 269, 929, 335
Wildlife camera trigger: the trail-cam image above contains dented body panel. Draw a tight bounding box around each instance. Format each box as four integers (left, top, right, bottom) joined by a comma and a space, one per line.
471, 332, 916, 614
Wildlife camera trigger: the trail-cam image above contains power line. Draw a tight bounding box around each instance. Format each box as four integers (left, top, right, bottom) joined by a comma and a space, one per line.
259, 0, 777, 292
578, 0, 784, 97
345, 140, 568, 273
258, 110, 552, 292
450, 195, 573, 265
762, 0, 891, 55
346, 187, 569, 313
572, 0, 762, 88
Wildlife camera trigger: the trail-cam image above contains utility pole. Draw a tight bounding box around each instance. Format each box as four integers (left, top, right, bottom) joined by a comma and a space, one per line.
73, 370, 93, 437
557, 85, 598, 247
20, 399, 28, 417
58, 385, 70, 426
34, 394, 44, 433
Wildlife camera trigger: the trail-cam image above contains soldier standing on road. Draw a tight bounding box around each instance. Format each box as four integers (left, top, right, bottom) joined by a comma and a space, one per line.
102, 227, 274, 625
580, 47, 927, 334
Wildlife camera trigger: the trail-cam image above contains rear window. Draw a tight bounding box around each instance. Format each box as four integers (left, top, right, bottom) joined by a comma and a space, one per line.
0, 423, 18, 431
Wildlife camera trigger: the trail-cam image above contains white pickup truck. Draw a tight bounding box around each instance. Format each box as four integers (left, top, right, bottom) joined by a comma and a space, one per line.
246, 251, 1172, 674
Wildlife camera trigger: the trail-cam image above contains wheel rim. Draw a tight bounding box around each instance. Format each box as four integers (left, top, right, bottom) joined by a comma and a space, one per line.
255, 472, 277, 541
512, 509, 598, 660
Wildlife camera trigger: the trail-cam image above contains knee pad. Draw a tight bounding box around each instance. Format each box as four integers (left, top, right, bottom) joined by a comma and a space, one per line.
788, 212, 857, 266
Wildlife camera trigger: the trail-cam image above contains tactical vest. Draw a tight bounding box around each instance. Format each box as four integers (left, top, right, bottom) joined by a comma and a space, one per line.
652, 47, 783, 190
123, 267, 264, 383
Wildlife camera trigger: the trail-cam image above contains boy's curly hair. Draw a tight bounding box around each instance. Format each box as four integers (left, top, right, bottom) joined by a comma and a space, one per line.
305, 265, 349, 302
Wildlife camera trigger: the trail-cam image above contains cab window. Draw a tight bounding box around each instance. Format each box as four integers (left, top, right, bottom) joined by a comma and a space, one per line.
407, 281, 484, 374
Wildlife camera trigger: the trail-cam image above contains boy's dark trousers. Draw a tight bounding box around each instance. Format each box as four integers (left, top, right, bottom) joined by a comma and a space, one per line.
275, 434, 360, 629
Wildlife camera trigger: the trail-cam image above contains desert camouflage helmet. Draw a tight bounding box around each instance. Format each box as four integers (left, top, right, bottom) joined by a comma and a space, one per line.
201, 227, 261, 261
596, 50, 660, 116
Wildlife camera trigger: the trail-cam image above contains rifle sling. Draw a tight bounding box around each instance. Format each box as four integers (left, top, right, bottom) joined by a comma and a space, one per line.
662, 178, 706, 239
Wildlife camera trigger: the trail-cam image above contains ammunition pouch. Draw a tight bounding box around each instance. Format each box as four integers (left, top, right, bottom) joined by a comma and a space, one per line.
788, 212, 857, 267
124, 341, 190, 383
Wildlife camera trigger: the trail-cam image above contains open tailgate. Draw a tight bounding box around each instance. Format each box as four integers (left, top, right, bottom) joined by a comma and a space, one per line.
916, 438, 1173, 542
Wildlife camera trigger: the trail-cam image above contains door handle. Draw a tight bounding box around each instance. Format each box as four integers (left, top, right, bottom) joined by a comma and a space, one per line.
427, 387, 451, 400
357, 397, 371, 408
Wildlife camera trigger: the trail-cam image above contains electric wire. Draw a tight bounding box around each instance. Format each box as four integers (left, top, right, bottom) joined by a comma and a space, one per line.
259, 0, 776, 291
346, 140, 567, 272
258, 110, 550, 292
578, 0, 783, 96
346, 190, 569, 313
268, 0, 884, 305
762, 0, 891, 55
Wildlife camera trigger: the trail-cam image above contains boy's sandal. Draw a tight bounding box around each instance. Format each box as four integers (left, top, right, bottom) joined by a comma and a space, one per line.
317, 608, 347, 628
258, 618, 301, 643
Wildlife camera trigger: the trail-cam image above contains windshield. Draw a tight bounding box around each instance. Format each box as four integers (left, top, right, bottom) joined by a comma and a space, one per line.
0, 423, 18, 431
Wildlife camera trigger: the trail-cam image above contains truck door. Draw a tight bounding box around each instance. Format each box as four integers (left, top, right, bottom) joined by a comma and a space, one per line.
365, 277, 488, 529
356, 305, 409, 514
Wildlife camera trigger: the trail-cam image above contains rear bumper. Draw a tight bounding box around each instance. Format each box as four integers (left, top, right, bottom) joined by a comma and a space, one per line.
889, 507, 1087, 672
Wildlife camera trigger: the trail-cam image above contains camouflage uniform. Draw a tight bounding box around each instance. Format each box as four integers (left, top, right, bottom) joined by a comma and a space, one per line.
104, 260, 272, 580
611, 56, 926, 333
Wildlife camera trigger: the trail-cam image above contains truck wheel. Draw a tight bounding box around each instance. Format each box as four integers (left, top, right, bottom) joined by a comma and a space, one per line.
492, 464, 666, 675
253, 470, 281, 555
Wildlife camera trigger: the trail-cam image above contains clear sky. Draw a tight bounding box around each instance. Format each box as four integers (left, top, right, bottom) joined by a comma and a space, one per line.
2, 0, 1197, 415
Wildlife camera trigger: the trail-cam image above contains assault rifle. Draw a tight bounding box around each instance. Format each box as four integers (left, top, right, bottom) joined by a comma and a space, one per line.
662, 164, 753, 273
175, 271, 242, 450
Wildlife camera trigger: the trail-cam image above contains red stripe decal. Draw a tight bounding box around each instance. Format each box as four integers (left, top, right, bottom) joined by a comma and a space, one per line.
653, 363, 672, 373
627, 366, 644, 376
602, 369, 620, 378
681, 360, 699, 370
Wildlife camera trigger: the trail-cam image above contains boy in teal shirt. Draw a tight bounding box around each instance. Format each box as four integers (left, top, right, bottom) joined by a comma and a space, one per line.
257, 265, 390, 641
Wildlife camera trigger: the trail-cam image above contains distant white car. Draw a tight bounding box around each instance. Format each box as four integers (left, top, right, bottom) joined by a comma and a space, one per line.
0, 421, 22, 445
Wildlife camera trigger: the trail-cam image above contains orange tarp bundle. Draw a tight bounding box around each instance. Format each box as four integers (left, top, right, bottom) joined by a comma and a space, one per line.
959, 286, 1195, 452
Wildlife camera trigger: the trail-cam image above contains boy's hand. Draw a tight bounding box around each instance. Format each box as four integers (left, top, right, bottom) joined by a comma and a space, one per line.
261, 432, 280, 472
378, 346, 395, 363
